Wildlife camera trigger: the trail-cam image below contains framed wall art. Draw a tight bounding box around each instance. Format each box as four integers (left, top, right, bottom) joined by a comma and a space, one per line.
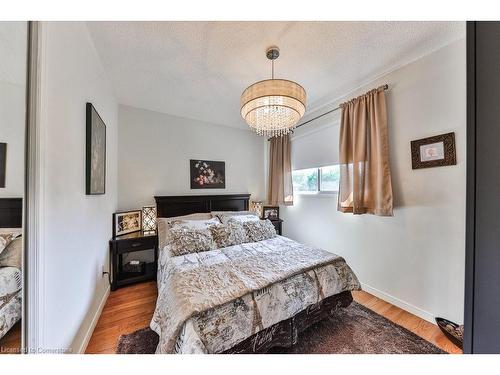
0, 143, 6, 188
113, 210, 142, 237
411, 132, 457, 170
262, 205, 279, 220
190, 159, 226, 189
86, 103, 106, 195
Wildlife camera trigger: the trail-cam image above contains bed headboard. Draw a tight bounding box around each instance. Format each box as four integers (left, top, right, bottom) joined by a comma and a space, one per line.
154, 194, 251, 218
0, 198, 23, 228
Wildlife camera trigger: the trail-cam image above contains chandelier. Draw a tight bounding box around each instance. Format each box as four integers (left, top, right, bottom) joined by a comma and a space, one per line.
240, 47, 306, 137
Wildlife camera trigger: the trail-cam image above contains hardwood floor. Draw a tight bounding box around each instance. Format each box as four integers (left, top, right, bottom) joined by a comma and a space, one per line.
86, 282, 462, 354
0, 322, 22, 354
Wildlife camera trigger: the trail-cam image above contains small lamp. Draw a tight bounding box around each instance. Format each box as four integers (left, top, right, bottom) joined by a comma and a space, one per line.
250, 201, 263, 219
142, 206, 157, 234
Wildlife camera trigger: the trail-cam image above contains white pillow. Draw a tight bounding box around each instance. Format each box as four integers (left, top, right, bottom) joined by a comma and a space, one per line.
210, 210, 256, 218
220, 214, 260, 225
165, 213, 212, 221
169, 217, 221, 229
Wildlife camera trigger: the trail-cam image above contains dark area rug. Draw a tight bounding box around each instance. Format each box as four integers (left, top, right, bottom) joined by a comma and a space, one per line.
116, 302, 445, 354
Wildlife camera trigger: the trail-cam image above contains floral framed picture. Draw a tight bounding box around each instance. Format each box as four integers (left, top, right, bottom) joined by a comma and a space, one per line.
113, 210, 142, 237
190, 159, 226, 189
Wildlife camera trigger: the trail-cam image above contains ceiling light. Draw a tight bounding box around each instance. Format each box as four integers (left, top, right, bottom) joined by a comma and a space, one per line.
240, 47, 306, 137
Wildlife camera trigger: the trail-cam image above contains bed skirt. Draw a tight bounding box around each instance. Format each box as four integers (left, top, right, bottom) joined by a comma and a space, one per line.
222, 290, 353, 354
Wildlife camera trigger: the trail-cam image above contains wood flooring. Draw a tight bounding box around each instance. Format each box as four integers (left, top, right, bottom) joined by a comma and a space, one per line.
85, 282, 462, 354
0, 322, 21, 354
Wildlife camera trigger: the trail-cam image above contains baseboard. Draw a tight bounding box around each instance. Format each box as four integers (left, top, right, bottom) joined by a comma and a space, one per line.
360, 282, 437, 325
72, 285, 110, 354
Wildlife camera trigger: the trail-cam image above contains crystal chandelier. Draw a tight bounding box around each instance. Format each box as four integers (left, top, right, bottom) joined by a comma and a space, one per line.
240, 47, 306, 138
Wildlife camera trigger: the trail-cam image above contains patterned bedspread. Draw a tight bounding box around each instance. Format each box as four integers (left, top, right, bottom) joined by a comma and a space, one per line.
0, 267, 22, 340
151, 236, 360, 354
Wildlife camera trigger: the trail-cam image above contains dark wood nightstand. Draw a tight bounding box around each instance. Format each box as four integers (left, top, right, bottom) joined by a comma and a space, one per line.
109, 231, 158, 291
268, 218, 283, 235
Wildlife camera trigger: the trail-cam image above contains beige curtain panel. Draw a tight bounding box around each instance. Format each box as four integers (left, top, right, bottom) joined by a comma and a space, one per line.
268, 135, 294, 206
338, 86, 393, 216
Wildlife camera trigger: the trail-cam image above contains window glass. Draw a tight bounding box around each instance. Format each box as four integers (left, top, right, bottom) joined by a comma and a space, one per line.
320, 165, 340, 192
292, 168, 318, 192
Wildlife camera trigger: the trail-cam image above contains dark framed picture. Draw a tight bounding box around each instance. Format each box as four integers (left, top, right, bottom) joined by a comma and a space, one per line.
113, 210, 142, 237
262, 205, 279, 220
86, 103, 106, 195
0, 143, 6, 188
411, 132, 457, 170
190, 159, 225, 189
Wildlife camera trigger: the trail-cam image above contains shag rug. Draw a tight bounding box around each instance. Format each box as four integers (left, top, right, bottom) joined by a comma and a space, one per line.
116, 302, 445, 354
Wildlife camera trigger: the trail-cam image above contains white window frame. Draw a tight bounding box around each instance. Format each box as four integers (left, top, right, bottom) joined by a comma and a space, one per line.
293, 165, 339, 196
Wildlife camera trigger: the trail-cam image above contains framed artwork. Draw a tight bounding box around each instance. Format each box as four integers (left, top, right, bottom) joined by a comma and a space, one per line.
86, 103, 106, 195
113, 210, 142, 237
262, 205, 279, 220
411, 132, 457, 170
190, 159, 226, 189
0, 143, 6, 188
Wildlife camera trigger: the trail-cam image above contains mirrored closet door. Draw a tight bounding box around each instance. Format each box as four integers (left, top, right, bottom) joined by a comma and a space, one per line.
0, 21, 28, 354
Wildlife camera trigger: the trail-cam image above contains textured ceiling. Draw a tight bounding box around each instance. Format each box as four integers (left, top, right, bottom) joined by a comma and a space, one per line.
87, 21, 465, 129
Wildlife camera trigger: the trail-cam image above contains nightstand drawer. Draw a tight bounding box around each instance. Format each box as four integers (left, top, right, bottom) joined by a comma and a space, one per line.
116, 236, 157, 254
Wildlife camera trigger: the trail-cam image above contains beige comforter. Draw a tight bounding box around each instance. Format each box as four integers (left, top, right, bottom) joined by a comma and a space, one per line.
151, 235, 360, 353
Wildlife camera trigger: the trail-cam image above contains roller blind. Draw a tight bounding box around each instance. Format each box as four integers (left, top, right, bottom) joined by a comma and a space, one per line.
291, 123, 339, 170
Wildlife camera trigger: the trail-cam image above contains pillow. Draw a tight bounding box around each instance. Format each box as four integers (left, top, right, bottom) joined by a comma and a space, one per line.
210, 210, 256, 218
166, 213, 212, 221
168, 217, 221, 229
218, 214, 260, 225
0, 237, 22, 269
243, 219, 277, 242
157, 216, 220, 252
0, 232, 20, 256
209, 221, 248, 248
167, 226, 216, 256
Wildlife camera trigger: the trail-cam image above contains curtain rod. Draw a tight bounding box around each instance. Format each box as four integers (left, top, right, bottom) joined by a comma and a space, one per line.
295, 84, 389, 129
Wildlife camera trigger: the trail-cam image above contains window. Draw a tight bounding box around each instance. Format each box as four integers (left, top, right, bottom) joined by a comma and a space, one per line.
319, 165, 340, 192
292, 168, 318, 192
292, 165, 340, 194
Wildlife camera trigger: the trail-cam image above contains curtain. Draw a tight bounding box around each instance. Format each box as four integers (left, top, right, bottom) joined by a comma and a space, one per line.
337, 86, 393, 216
268, 135, 293, 206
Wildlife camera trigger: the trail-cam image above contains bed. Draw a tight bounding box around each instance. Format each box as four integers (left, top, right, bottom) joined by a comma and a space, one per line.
151, 194, 360, 354
0, 198, 23, 341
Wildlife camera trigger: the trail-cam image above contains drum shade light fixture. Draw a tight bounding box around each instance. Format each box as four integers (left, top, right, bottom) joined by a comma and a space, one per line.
240, 47, 306, 137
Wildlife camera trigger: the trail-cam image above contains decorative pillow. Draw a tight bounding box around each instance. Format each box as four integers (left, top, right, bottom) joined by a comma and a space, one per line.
218, 213, 260, 225
209, 221, 248, 248
0, 237, 22, 269
157, 216, 220, 253
167, 226, 216, 256
243, 219, 277, 242
0, 232, 20, 256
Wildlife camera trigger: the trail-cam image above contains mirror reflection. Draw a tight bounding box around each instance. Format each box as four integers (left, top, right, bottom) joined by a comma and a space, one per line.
0, 21, 27, 354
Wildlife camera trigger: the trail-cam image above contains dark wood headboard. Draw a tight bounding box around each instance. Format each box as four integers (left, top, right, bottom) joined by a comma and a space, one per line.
0, 198, 23, 228
154, 194, 251, 218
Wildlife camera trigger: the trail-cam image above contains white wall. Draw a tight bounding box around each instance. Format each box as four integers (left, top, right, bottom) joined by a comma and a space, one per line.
117, 105, 266, 210
281, 39, 466, 324
39, 22, 118, 351
0, 22, 27, 198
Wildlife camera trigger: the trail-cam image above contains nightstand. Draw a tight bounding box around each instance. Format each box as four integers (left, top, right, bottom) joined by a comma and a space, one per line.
268, 218, 283, 235
109, 231, 158, 291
